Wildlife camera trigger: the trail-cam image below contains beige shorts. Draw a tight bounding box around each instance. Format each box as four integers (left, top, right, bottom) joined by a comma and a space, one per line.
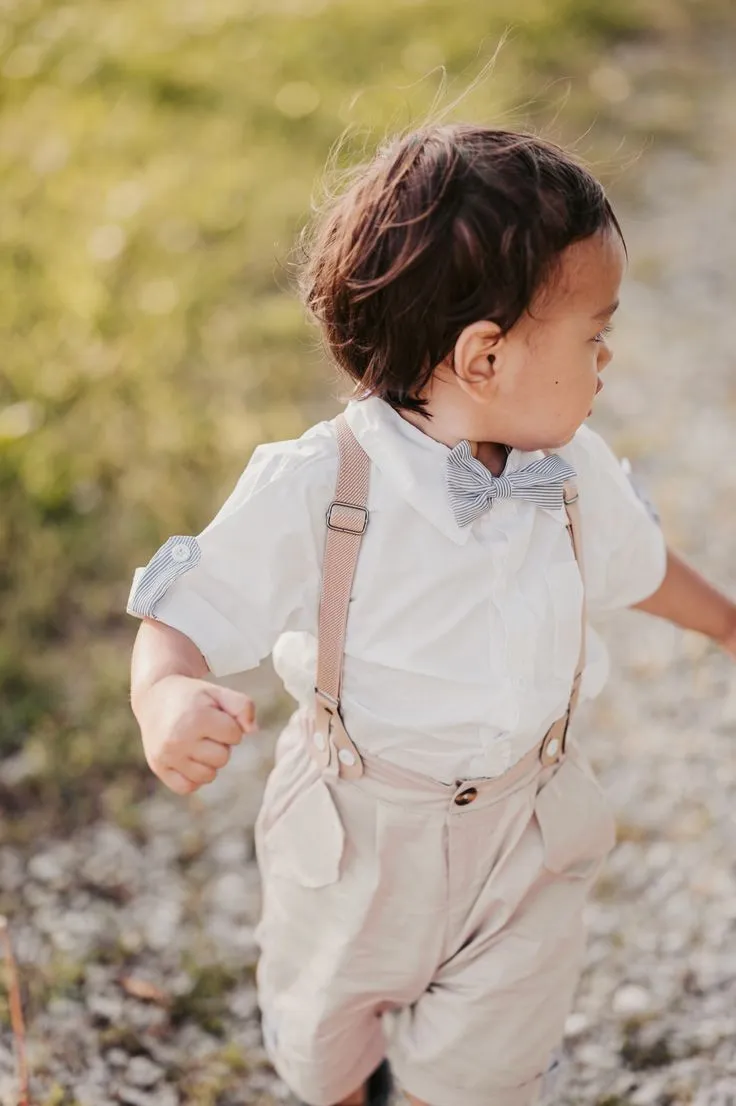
253, 711, 617, 1106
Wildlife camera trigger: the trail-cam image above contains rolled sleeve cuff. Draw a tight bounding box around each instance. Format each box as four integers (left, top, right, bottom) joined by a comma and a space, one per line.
126, 536, 262, 677
126, 535, 202, 618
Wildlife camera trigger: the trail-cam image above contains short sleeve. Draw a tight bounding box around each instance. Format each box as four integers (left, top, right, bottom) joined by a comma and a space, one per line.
559, 425, 667, 613
126, 423, 338, 677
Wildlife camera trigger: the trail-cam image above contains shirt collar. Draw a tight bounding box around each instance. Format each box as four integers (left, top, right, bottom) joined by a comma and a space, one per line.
342, 396, 554, 546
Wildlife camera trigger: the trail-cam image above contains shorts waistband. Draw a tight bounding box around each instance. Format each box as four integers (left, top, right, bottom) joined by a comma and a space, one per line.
353, 735, 563, 811
296, 708, 569, 812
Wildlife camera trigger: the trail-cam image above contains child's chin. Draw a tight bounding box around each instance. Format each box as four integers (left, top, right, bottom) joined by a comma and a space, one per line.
548, 428, 578, 449
526, 423, 580, 452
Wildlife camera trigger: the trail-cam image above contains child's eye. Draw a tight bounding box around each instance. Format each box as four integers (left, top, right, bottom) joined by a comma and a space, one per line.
593, 324, 614, 344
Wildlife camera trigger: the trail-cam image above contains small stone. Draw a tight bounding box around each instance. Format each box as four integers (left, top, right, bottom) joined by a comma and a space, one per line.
73, 1082, 116, 1106
564, 1011, 590, 1037
136, 894, 183, 951
27, 845, 76, 889
117, 1089, 152, 1106
612, 984, 651, 1016
23, 883, 55, 909
87, 992, 125, 1022
228, 984, 259, 1020
577, 1042, 617, 1069
631, 1076, 669, 1106
119, 928, 145, 954
117, 1084, 179, 1106
127, 1000, 169, 1033
50, 907, 108, 954
207, 870, 252, 915
47, 997, 84, 1020
126, 1055, 165, 1088
210, 832, 249, 867
105, 1048, 130, 1068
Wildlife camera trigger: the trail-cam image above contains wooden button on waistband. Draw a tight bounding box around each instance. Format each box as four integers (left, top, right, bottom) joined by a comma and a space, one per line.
454, 787, 478, 806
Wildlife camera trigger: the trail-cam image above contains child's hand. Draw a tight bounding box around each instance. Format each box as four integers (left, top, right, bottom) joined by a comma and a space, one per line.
135, 674, 258, 796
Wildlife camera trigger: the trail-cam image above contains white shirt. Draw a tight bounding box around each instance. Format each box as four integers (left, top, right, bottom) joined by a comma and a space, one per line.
127, 397, 667, 783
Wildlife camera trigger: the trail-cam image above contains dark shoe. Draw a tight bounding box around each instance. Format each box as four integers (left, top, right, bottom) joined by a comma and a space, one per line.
297, 1059, 394, 1106
366, 1059, 393, 1105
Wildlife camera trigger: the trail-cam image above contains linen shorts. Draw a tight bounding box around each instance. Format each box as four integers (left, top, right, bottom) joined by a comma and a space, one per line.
253, 711, 617, 1106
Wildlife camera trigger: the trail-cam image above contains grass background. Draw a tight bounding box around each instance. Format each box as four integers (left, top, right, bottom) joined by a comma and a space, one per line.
1, 0, 733, 844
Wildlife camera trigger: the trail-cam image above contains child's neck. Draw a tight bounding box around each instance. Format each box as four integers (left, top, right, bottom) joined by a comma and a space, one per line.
398, 407, 510, 477
473, 439, 510, 476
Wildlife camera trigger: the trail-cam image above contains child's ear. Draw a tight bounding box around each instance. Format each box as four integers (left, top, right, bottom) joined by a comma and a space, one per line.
452, 320, 504, 398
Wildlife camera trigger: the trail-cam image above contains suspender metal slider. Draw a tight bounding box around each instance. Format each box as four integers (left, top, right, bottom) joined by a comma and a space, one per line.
315, 687, 339, 713
326, 501, 369, 534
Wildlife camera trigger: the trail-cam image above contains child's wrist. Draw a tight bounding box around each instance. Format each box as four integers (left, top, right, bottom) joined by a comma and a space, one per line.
131, 672, 195, 723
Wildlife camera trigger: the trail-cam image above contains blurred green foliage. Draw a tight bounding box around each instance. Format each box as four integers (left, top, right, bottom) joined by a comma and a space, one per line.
0, 0, 731, 833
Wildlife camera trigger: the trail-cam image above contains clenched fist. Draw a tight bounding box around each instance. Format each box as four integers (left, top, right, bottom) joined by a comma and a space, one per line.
134, 674, 257, 795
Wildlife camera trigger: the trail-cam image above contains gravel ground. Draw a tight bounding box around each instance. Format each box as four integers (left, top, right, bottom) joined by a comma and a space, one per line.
3, 35, 736, 1106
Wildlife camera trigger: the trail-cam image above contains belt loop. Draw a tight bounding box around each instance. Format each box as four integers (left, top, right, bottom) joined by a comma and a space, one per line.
310, 691, 364, 781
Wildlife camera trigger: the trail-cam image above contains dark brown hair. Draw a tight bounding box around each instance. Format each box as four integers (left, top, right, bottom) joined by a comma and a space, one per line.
299, 123, 624, 415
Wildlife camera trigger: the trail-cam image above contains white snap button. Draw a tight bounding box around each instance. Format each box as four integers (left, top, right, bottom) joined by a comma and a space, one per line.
171, 542, 191, 562
313, 732, 326, 751
546, 738, 560, 757
338, 749, 356, 766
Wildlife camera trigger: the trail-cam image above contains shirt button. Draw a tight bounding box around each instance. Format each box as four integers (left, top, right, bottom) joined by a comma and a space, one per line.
454, 787, 478, 807
171, 542, 192, 562
338, 749, 356, 767
546, 738, 560, 758
313, 732, 327, 751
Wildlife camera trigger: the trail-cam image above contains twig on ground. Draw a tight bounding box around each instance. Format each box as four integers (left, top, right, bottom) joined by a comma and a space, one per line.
0, 914, 30, 1106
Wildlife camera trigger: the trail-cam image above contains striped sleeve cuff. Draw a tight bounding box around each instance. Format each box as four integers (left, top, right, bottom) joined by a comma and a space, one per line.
126, 535, 202, 618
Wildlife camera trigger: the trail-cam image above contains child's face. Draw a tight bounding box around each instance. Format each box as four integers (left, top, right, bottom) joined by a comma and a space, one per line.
444, 228, 625, 452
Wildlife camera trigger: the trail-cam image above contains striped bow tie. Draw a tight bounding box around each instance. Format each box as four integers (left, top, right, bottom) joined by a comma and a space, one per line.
446, 440, 577, 527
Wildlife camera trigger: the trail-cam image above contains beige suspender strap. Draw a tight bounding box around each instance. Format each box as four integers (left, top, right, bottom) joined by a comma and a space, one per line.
312, 414, 370, 779
539, 479, 587, 765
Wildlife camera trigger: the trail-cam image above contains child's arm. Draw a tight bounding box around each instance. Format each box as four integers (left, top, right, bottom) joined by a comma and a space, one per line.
632, 547, 736, 657
130, 618, 257, 796
130, 617, 209, 716
125, 433, 336, 794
